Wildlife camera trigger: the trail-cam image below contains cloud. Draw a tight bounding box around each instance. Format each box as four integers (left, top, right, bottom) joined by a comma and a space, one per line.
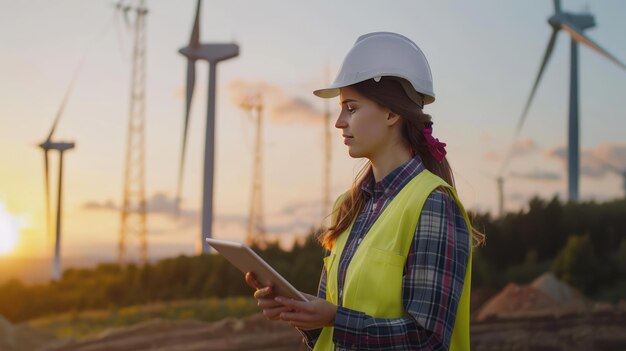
594, 143, 626, 170
484, 138, 538, 164
276, 198, 320, 216
257, 198, 325, 236
82, 193, 201, 233
483, 151, 500, 161
83, 199, 117, 210
215, 213, 248, 226
270, 96, 325, 124
82, 193, 327, 238
83, 192, 189, 215
511, 138, 538, 157
507, 192, 528, 202
509, 169, 561, 181
263, 220, 317, 236
228, 80, 282, 108
228, 79, 325, 125
479, 132, 493, 145
237, 198, 326, 238
546, 143, 626, 178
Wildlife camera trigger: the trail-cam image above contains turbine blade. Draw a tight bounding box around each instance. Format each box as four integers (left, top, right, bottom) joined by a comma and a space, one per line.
515, 29, 559, 137
113, 1, 131, 29
47, 64, 81, 141
499, 31, 558, 176
190, 0, 201, 47
176, 59, 197, 212
561, 20, 626, 71
122, 7, 132, 29
553, 0, 561, 13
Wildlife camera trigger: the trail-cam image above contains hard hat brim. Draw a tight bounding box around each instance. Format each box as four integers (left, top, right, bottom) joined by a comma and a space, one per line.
313, 87, 340, 99
313, 78, 434, 107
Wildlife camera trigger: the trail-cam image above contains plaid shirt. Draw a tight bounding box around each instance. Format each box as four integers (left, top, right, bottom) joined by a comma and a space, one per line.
301, 156, 470, 350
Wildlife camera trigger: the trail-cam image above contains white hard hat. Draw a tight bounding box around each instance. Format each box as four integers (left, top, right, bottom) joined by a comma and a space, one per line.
314, 32, 435, 106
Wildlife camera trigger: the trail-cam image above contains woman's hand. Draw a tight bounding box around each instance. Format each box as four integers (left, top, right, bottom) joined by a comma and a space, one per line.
275, 293, 337, 330
245, 272, 292, 320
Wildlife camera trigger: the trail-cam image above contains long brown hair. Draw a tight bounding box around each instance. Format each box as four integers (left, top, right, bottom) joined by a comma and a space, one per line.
321, 77, 485, 250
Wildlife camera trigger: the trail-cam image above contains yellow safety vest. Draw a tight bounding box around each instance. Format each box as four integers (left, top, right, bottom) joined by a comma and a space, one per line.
314, 169, 472, 351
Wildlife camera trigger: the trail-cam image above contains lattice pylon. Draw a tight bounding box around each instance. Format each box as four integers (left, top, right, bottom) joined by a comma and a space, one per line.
118, 1, 148, 265
241, 95, 266, 246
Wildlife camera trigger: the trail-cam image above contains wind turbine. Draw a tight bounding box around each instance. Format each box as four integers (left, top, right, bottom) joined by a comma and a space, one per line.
177, 0, 239, 254
38, 90, 75, 281
512, 0, 626, 202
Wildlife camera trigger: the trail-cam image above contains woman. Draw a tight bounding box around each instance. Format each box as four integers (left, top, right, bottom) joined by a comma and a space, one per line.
246, 32, 483, 350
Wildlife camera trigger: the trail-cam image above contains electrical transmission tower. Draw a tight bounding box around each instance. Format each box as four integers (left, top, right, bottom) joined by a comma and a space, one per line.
240, 94, 266, 246
118, 0, 148, 265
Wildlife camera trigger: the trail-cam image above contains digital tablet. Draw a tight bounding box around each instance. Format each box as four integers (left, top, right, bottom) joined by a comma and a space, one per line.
205, 238, 307, 301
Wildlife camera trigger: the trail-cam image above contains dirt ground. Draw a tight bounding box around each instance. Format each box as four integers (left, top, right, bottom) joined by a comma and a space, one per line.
471, 308, 626, 351
3, 308, 626, 351
40, 314, 305, 351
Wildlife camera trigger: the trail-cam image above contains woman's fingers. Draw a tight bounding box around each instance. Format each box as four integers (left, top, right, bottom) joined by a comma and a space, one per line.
264, 305, 292, 320
276, 296, 337, 329
257, 297, 283, 309
245, 272, 262, 290
279, 310, 314, 323
246, 272, 293, 321
253, 286, 274, 299
274, 297, 314, 313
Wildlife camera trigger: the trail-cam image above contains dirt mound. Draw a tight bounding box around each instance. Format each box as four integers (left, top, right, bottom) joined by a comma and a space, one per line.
475, 272, 591, 321
531, 272, 589, 310
42, 313, 304, 351
0, 314, 57, 351
475, 282, 557, 321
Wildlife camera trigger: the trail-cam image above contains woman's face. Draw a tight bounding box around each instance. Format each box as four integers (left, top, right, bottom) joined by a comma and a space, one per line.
336, 87, 393, 159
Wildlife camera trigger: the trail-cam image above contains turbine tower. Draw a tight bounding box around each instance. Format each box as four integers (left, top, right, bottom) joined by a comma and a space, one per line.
178, 0, 239, 254
512, 0, 626, 202
39, 113, 75, 281
118, 0, 148, 265
240, 94, 266, 246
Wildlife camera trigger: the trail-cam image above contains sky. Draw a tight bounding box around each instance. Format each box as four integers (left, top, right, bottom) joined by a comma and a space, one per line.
0, 0, 625, 263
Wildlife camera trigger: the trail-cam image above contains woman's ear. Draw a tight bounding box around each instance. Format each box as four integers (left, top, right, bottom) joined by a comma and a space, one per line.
386, 111, 402, 126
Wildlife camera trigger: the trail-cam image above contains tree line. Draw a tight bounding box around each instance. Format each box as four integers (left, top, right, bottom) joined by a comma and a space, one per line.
1, 196, 625, 323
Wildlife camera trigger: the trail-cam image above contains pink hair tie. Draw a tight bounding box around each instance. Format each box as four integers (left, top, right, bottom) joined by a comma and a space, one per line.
422, 127, 447, 162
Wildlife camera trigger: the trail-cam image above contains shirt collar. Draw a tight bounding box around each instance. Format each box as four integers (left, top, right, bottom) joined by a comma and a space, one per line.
361, 155, 426, 201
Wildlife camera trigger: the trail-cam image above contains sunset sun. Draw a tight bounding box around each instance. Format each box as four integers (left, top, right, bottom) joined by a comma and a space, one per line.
0, 201, 19, 255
